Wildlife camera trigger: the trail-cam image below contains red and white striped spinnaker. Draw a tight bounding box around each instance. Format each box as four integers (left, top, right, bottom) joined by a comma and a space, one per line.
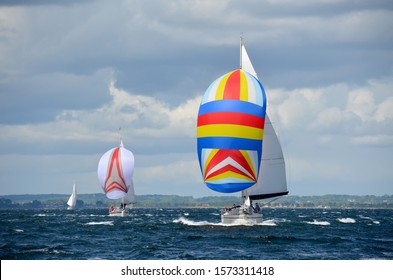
97, 140, 135, 203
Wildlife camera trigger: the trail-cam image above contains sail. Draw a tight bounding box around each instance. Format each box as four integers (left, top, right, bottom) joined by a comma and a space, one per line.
122, 180, 135, 205
197, 69, 267, 193
197, 38, 288, 199
247, 114, 288, 199
241, 41, 257, 78
97, 141, 135, 201
240, 40, 288, 199
67, 182, 77, 208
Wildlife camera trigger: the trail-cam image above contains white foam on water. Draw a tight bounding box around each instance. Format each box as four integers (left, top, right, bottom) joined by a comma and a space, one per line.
14, 229, 24, 232
173, 217, 218, 226
359, 215, 380, 224
173, 216, 278, 227
261, 219, 277, 226
337, 218, 356, 224
306, 220, 331, 226
86, 221, 114, 226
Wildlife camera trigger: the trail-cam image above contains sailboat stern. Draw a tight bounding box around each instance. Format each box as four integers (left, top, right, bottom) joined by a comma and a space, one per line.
221, 206, 263, 225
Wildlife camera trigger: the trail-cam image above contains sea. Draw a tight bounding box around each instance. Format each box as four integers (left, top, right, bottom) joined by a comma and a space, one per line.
1, 207, 392, 260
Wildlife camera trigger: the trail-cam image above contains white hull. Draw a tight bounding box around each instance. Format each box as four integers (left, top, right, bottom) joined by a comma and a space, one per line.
221, 206, 263, 225
109, 209, 128, 217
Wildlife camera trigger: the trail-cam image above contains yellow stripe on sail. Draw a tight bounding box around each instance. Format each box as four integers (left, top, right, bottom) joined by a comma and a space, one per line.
197, 124, 264, 140
203, 149, 219, 176
215, 72, 231, 100
206, 171, 256, 182
239, 71, 248, 101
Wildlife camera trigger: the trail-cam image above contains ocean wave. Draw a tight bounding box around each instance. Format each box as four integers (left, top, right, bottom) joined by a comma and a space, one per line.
173, 217, 218, 226
306, 220, 331, 226
359, 215, 380, 224
261, 219, 277, 226
85, 221, 114, 226
173, 217, 279, 227
337, 218, 356, 224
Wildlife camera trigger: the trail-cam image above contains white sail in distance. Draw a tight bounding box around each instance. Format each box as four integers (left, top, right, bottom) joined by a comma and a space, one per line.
67, 182, 77, 209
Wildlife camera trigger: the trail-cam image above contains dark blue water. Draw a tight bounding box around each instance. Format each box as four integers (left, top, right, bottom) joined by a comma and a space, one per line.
1, 208, 392, 260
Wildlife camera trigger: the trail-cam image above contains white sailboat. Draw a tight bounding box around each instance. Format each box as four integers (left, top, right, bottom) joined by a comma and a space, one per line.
197, 38, 288, 224
97, 139, 135, 216
67, 181, 77, 210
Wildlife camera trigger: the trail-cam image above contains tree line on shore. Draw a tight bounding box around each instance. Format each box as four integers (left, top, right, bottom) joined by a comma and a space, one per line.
1, 193, 393, 209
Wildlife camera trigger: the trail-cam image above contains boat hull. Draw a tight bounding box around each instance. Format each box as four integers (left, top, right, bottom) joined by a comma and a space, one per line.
221, 208, 263, 225
109, 209, 128, 217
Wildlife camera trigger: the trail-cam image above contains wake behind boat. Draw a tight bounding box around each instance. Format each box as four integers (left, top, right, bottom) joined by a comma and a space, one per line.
197, 38, 288, 225
97, 139, 136, 216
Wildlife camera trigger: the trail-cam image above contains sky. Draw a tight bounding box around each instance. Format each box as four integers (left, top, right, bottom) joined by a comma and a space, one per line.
0, 0, 392, 197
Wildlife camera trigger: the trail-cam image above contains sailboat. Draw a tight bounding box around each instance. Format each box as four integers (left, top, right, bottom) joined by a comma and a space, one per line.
197, 38, 288, 224
67, 181, 77, 210
97, 139, 135, 216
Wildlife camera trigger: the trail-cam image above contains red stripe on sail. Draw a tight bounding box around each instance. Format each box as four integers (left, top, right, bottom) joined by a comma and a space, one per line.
223, 70, 240, 100
197, 112, 264, 129
104, 148, 127, 194
106, 181, 127, 193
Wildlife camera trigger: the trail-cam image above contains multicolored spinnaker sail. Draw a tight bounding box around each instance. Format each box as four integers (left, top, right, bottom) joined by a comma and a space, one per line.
197, 69, 267, 193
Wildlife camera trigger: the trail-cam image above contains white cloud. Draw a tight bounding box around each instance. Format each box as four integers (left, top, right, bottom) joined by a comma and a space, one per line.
267, 76, 393, 141
375, 96, 393, 123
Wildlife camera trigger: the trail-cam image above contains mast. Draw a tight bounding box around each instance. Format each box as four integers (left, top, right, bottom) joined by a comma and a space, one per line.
119, 127, 124, 148
240, 35, 243, 70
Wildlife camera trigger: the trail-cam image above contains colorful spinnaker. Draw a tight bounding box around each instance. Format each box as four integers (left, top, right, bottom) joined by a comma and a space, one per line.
197, 68, 267, 193
197, 38, 288, 212
97, 140, 135, 204
197, 38, 288, 224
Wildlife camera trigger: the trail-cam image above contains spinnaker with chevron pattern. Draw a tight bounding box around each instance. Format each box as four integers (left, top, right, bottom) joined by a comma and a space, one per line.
197, 69, 267, 193
97, 140, 135, 205
197, 39, 288, 207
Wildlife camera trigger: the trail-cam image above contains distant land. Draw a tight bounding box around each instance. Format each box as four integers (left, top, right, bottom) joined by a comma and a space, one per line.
1, 194, 392, 209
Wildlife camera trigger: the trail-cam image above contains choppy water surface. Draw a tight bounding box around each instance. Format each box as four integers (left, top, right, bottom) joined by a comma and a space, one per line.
1, 208, 392, 260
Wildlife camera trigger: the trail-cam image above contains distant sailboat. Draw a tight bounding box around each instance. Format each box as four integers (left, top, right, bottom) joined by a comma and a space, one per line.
67, 181, 77, 210
97, 139, 135, 216
197, 38, 288, 224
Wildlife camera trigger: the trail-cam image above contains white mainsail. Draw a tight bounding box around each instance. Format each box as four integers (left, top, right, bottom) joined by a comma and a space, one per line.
67, 182, 77, 209
240, 38, 288, 200
247, 115, 288, 199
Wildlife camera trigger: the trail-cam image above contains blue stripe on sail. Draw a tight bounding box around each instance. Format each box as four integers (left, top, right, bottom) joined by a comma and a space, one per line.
198, 100, 266, 117
205, 181, 255, 193
197, 137, 262, 151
